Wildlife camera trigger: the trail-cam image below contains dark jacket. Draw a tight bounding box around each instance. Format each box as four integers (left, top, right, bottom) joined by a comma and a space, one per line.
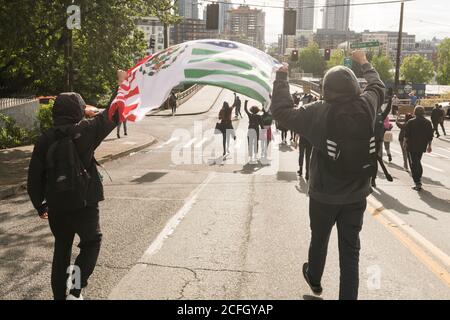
431, 107, 443, 123
270, 63, 385, 205
244, 101, 263, 130
27, 93, 117, 215
374, 99, 392, 142
404, 116, 433, 153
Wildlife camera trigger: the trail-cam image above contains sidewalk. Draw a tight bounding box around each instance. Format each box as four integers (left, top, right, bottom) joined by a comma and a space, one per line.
0, 124, 157, 200
148, 86, 224, 116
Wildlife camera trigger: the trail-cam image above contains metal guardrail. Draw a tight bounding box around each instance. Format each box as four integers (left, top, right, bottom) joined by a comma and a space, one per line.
290, 79, 322, 98
0, 97, 37, 111
176, 84, 203, 103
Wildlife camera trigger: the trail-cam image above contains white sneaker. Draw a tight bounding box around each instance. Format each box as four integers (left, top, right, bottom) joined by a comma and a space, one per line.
66, 293, 84, 300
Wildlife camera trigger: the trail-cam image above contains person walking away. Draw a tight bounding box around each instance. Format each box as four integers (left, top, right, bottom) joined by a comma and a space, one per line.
404, 106, 434, 191
218, 101, 235, 156
270, 50, 385, 300
431, 104, 446, 137
383, 115, 393, 162
371, 94, 392, 187
169, 91, 177, 116
298, 134, 312, 180
244, 100, 263, 163
233, 93, 243, 118
27, 93, 118, 300
438, 105, 447, 136
396, 113, 414, 171
261, 109, 273, 160
392, 94, 399, 116
108, 70, 127, 139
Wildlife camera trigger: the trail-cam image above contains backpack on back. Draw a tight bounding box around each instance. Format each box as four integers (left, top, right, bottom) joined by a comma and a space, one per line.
322, 102, 377, 180
45, 128, 90, 211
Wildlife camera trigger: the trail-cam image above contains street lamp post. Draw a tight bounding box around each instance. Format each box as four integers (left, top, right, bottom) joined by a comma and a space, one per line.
394, 0, 405, 95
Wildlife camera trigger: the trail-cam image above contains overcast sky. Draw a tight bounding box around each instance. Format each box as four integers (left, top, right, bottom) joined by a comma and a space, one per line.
236, 0, 450, 43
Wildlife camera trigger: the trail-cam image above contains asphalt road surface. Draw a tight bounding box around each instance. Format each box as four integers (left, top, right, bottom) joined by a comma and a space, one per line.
1, 87, 449, 300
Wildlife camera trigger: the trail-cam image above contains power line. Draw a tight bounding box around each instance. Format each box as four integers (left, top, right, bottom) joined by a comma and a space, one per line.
198, 0, 415, 10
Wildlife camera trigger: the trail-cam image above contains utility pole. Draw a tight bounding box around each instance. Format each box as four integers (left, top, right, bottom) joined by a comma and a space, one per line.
394, 0, 405, 95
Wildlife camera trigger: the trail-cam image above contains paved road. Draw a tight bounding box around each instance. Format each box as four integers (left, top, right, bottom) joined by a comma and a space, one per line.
1, 87, 449, 300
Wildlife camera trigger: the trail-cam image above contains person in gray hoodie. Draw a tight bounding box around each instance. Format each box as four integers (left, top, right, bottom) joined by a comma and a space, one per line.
270, 50, 385, 300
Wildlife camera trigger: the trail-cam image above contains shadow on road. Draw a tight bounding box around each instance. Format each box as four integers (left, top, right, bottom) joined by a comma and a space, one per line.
373, 188, 437, 220
418, 190, 450, 213
303, 294, 323, 300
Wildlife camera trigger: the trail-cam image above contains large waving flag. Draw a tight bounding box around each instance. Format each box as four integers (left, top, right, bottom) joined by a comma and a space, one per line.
109, 39, 281, 122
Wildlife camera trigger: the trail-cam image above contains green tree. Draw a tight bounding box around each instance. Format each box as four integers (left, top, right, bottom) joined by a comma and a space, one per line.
296, 42, 326, 77
437, 38, 450, 85
400, 54, 435, 84
327, 49, 344, 69
0, 1, 160, 104
371, 55, 394, 83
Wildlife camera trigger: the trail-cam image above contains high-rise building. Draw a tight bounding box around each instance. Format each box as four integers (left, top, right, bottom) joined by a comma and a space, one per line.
322, 0, 350, 31
135, 17, 166, 55
361, 30, 416, 61
178, 0, 199, 19
227, 5, 266, 50
171, 19, 219, 45
219, 0, 233, 33
285, 0, 315, 31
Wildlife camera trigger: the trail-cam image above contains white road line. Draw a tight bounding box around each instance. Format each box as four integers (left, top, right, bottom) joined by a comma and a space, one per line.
390, 148, 444, 172
368, 196, 450, 268
437, 147, 450, 154
194, 137, 209, 148
422, 163, 445, 173
142, 172, 216, 258
155, 136, 179, 149
183, 138, 197, 149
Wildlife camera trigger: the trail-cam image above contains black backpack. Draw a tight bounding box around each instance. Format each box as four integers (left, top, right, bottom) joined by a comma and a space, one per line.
322, 102, 377, 180
45, 128, 90, 211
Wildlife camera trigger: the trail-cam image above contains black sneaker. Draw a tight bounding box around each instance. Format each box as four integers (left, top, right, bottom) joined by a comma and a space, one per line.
302, 263, 323, 296
412, 184, 422, 191
388, 154, 392, 162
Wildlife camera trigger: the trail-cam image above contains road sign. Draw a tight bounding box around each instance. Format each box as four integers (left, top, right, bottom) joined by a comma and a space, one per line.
350, 41, 380, 49
344, 57, 353, 68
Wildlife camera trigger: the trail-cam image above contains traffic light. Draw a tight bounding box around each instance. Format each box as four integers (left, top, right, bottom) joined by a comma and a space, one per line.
283, 9, 296, 35
149, 37, 155, 50
291, 49, 299, 62
206, 4, 219, 30
324, 48, 331, 61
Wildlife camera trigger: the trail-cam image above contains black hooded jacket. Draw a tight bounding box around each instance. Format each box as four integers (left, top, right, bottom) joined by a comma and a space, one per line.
270, 64, 385, 205
27, 93, 117, 214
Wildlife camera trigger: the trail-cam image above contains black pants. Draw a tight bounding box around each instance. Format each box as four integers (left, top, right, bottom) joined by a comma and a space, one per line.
433, 121, 446, 136
408, 152, 424, 185
48, 206, 102, 300
308, 197, 366, 300
299, 139, 312, 175
117, 121, 127, 136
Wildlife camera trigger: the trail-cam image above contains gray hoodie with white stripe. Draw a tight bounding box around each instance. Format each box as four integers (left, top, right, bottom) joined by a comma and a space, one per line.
270, 63, 385, 205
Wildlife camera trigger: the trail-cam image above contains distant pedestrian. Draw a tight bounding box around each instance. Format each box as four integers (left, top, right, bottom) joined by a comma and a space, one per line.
371, 95, 392, 187
27, 92, 118, 300
404, 106, 434, 191
233, 93, 243, 118
392, 94, 399, 116
431, 104, 446, 137
169, 91, 177, 116
396, 113, 414, 171
383, 115, 393, 163
109, 70, 128, 139
244, 100, 263, 162
261, 109, 273, 160
298, 134, 312, 180
409, 91, 418, 107
271, 50, 385, 300
218, 101, 235, 156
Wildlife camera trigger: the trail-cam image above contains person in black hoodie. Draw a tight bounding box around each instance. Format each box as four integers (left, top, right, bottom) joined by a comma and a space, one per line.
270, 50, 385, 300
28, 92, 117, 300
244, 100, 263, 162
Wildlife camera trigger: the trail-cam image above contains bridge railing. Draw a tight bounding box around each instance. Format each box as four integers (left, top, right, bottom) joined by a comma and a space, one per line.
0, 97, 37, 111
289, 79, 322, 98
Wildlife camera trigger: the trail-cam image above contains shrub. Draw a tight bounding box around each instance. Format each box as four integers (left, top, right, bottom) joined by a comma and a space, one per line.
0, 113, 38, 149
37, 101, 54, 132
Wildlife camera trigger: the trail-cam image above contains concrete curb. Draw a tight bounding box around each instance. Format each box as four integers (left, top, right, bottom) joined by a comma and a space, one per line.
146, 88, 225, 117
0, 137, 158, 200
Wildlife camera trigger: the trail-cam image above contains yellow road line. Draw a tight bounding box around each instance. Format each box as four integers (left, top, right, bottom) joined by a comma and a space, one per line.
367, 204, 450, 288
